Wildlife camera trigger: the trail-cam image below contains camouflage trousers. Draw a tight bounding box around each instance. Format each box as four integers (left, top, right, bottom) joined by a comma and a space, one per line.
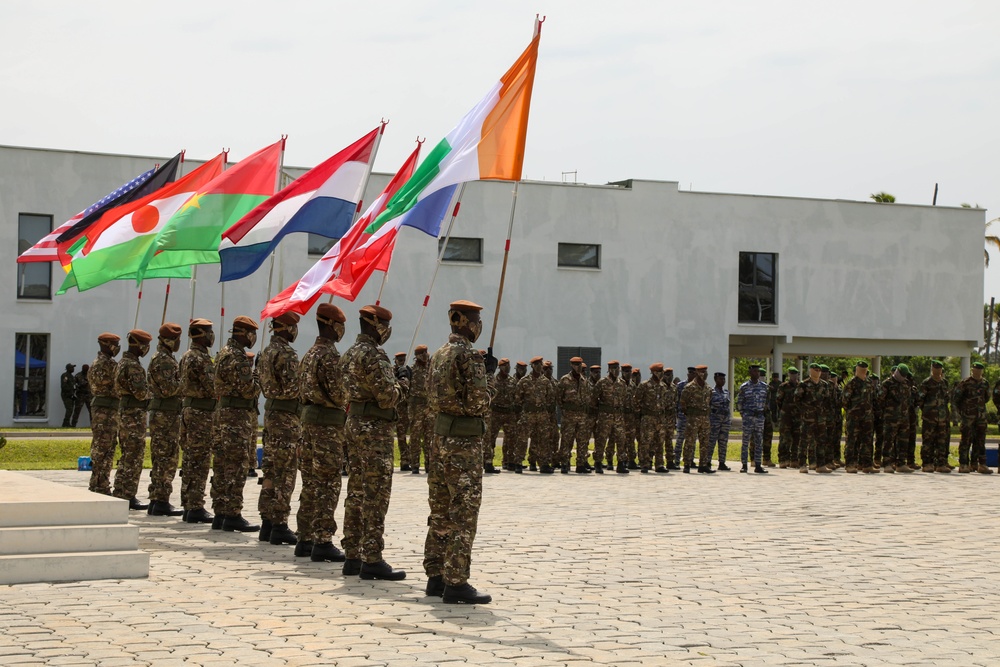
832, 416, 844, 462
814, 421, 833, 467
559, 410, 591, 468
519, 412, 553, 468
682, 414, 711, 467
396, 407, 411, 463
147, 408, 180, 503
921, 417, 950, 468
489, 409, 518, 467
638, 415, 667, 469
873, 414, 884, 466
741, 414, 764, 466
844, 414, 874, 468
113, 407, 147, 501
88, 406, 119, 495
210, 407, 254, 517
259, 410, 300, 524
62, 397, 74, 427
796, 417, 820, 466
907, 415, 918, 466
958, 414, 987, 466
594, 413, 627, 467
342, 416, 395, 563
423, 434, 483, 586
482, 412, 496, 469
658, 419, 675, 468
673, 413, 688, 466
709, 413, 731, 464
247, 430, 258, 472
623, 414, 639, 463
180, 406, 214, 510
762, 413, 775, 463
408, 403, 433, 469
297, 422, 345, 544
778, 414, 800, 464
72, 398, 90, 427
881, 419, 910, 468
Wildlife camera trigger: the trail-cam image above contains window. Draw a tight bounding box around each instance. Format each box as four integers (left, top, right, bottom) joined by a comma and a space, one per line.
308, 233, 339, 256
17, 214, 53, 299
738, 252, 777, 324
556, 346, 602, 380
14, 333, 49, 419
558, 243, 600, 269
438, 237, 483, 263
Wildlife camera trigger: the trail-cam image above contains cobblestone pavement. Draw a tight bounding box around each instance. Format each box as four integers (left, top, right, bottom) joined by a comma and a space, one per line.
2, 464, 1000, 666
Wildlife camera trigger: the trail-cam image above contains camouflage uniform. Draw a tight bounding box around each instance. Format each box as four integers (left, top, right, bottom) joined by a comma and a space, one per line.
592, 374, 628, 469
73, 369, 92, 426
906, 379, 919, 468
673, 379, 689, 466
341, 333, 404, 564
828, 381, 844, 465
556, 371, 592, 469
489, 369, 519, 468
776, 379, 800, 466
635, 376, 669, 470
147, 342, 181, 503
298, 336, 348, 545
211, 338, 257, 517
545, 371, 560, 468
842, 375, 875, 470
659, 381, 678, 468
680, 381, 712, 468
394, 360, 412, 464
515, 371, 557, 470
871, 375, 884, 466
880, 375, 912, 470
736, 379, 768, 468
424, 334, 493, 586
88, 351, 120, 495
794, 378, 829, 469
953, 375, 989, 469
179, 342, 216, 512
113, 351, 150, 501
408, 358, 433, 470
708, 385, 731, 466
258, 335, 301, 526
918, 376, 951, 470
761, 378, 781, 464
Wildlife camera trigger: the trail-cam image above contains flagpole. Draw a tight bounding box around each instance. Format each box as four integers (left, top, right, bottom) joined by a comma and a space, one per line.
374, 270, 389, 306
488, 180, 519, 349
134, 282, 143, 328
407, 183, 467, 356
220, 282, 226, 355
159, 151, 186, 326
258, 136, 288, 354
192, 148, 227, 325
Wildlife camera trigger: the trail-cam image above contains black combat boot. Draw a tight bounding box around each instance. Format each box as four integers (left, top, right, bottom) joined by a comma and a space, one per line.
594, 463, 604, 474
718, 463, 732, 472
148, 501, 184, 517
575, 465, 591, 474
186, 508, 214, 524
222, 515, 260, 532
294, 540, 314, 557
740, 463, 748, 473
269, 523, 297, 546
540, 465, 554, 474
442, 582, 492, 604
754, 465, 769, 474
311, 542, 346, 562
211, 515, 225, 530
401, 464, 411, 471
655, 466, 669, 474
615, 463, 629, 474
359, 560, 406, 581
258, 520, 273, 542
127, 497, 149, 511
425, 575, 445, 597
342, 559, 362, 576
561, 465, 570, 474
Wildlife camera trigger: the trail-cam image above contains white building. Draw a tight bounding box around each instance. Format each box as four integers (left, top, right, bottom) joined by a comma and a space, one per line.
3, 144, 984, 427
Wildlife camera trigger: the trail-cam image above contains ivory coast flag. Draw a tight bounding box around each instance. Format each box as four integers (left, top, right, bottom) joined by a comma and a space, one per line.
136, 139, 283, 281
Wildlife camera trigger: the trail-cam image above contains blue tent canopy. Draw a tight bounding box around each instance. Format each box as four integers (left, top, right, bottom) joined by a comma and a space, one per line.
14, 350, 47, 370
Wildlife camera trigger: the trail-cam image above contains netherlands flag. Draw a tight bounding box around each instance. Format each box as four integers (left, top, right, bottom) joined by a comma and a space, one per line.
218, 127, 381, 282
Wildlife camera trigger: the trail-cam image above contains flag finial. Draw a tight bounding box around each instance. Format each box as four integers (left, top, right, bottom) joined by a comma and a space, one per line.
416, 136, 425, 145
534, 14, 545, 37
379, 118, 389, 135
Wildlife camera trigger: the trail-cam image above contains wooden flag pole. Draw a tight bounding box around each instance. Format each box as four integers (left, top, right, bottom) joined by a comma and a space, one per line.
219, 281, 226, 355
134, 281, 143, 329
406, 183, 467, 357
488, 180, 520, 349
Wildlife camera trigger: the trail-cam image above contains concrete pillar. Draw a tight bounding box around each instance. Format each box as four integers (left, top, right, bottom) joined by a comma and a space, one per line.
771, 344, 783, 380
729, 357, 736, 416
873, 355, 881, 378
961, 355, 971, 378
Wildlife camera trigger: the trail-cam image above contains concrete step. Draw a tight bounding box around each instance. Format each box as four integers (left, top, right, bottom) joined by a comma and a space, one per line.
0, 470, 128, 527
0, 550, 149, 585
0, 524, 139, 556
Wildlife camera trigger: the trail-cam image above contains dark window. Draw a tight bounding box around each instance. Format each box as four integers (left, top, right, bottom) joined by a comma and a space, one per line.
17, 214, 52, 299
308, 233, 339, 256
14, 333, 49, 419
558, 243, 600, 269
556, 346, 602, 380
438, 237, 483, 263
738, 252, 777, 324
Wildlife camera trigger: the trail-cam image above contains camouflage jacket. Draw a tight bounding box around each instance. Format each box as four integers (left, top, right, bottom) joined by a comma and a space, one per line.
148, 344, 180, 399
775, 381, 799, 420
953, 376, 988, 419
767, 379, 781, 419
515, 373, 556, 411
592, 376, 627, 413
680, 381, 711, 417
710, 386, 732, 419
556, 372, 590, 411
342, 333, 403, 410
429, 334, 493, 418
624, 382, 640, 415
841, 376, 874, 420
260, 336, 300, 401
491, 372, 517, 410
409, 360, 430, 407
635, 378, 670, 417
75, 371, 92, 401
179, 344, 216, 400
880, 375, 912, 423
114, 352, 149, 401
60, 371, 76, 400
662, 382, 678, 422
918, 376, 950, 421
794, 379, 829, 421
90, 351, 119, 399
299, 336, 347, 409
215, 338, 256, 401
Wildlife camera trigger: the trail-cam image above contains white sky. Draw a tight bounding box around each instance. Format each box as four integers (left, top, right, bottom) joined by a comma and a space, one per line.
4, 0, 1000, 297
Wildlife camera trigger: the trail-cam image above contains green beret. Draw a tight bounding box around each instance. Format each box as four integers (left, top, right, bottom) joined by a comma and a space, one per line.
972, 361, 986, 369
855, 360, 869, 368
896, 363, 911, 375
808, 363, 821, 370
931, 360, 944, 368
787, 367, 799, 374
819, 364, 830, 372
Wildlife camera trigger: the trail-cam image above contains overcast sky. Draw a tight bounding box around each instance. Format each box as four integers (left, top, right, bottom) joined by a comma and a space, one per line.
4, 1, 1000, 297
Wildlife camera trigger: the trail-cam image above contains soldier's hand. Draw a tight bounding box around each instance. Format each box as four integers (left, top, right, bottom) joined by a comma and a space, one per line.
485, 347, 499, 374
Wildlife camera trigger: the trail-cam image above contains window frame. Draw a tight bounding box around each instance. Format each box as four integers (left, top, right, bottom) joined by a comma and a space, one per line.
557, 242, 601, 270
738, 251, 778, 325
13, 332, 50, 421
437, 236, 483, 264
17, 213, 53, 300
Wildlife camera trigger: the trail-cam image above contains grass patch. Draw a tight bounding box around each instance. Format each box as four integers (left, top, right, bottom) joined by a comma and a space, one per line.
0, 439, 153, 471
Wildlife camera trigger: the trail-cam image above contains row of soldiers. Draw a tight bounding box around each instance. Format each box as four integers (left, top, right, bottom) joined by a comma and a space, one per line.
86, 299, 495, 604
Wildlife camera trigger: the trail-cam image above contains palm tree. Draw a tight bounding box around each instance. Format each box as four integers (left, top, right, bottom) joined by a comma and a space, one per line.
984, 218, 1000, 267
869, 192, 896, 203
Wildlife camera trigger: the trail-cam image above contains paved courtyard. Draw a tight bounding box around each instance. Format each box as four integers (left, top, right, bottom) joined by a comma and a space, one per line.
2, 465, 1000, 666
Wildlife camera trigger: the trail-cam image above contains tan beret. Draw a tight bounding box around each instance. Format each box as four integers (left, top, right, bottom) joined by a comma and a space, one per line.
542, 360, 553, 367
449, 299, 483, 312
190, 318, 213, 328
608, 360, 620, 366
621, 363, 632, 370
498, 358, 510, 364
570, 357, 584, 363
98, 332, 120, 344
590, 365, 600, 370
159, 323, 182, 339
650, 363, 664, 372
631, 369, 640, 375
414, 345, 428, 353
695, 364, 708, 371
516, 361, 527, 367
232, 315, 259, 331
665, 367, 674, 372
316, 303, 346, 324
394, 352, 406, 358
360, 304, 392, 321
273, 312, 300, 326
127, 329, 152, 345
529, 356, 543, 364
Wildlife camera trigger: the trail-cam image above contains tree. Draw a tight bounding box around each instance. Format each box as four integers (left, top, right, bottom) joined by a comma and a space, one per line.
984, 218, 1000, 267
869, 192, 896, 203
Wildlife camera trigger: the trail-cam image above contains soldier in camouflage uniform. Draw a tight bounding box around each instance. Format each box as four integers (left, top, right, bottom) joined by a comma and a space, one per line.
816, 366, 836, 470
592, 360, 628, 474
295, 304, 349, 563
340, 305, 407, 580
880, 364, 915, 473
736, 364, 770, 474
61, 363, 76, 427
584, 364, 601, 471
210, 316, 261, 532
761, 372, 780, 466
954, 361, 991, 474
635, 363, 669, 474
658, 368, 678, 471
257, 312, 302, 546
407, 345, 433, 474
794, 363, 830, 473
113, 329, 152, 509
680, 365, 713, 473
776, 368, 800, 467
673, 367, 697, 468
508, 361, 528, 468
178, 319, 217, 524
708, 372, 732, 471
146, 323, 184, 516
423, 300, 495, 604
542, 361, 560, 470
903, 369, 919, 469
842, 361, 876, 473
515, 357, 556, 474
919, 360, 952, 473
393, 352, 412, 469
556, 357, 592, 474
88, 333, 121, 496
488, 358, 517, 474
73, 365, 92, 427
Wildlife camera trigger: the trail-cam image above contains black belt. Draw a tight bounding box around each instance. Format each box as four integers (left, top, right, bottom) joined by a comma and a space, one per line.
301, 404, 347, 426
434, 413, 486, 437
265, 397, 300, 414
220, 396, 255, 410
91, 396, 119, 409
120, 396, 149, 410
